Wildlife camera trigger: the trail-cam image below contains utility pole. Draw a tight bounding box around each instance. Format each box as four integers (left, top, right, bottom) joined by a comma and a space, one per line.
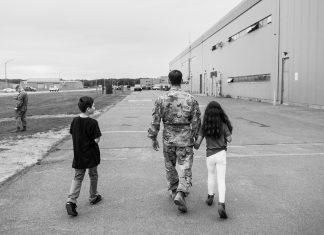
102, 78, 106, 94
4, 59, 14, 88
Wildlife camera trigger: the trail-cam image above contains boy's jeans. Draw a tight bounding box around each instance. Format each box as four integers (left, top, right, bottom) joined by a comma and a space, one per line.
15, 110, 27, 130
67, 166, 98, 204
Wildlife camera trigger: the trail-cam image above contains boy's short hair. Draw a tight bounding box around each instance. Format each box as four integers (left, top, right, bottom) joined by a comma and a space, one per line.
78, 96, 94, 113
168, 70, 182, 85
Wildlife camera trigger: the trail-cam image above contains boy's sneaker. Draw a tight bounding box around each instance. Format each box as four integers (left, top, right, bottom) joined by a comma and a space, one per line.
174, 192, 187, 213
90, 194, 102, 205
218, 202, 228, 219
66, 202, 78, 216
206, 194, 214, 206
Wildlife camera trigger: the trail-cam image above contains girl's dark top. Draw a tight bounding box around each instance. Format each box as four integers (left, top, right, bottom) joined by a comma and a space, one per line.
70, 116, 102, 169
198, 123, 231, 157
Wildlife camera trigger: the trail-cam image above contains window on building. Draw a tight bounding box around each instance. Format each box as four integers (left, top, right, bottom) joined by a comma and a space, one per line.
227, 15, 272, 43
211, 42, 224, 51
247, 22, 260, 33
210, 71, 217, 78
228, 74, 270, 83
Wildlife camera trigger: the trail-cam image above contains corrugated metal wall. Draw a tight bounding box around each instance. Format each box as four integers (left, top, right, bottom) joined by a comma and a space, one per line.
279, 0, 324, 107
170, 0, 324, 108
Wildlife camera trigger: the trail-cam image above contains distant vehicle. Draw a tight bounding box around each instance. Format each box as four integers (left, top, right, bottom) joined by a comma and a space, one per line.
25, 86, 37, 92
141, 85, 151, 90
49, 86, 59, 92
162, 84, 171, 91
113, 85, 122, 90
152, 84, 161, 90
134, 84, 142, 91
2, 88, 16, 93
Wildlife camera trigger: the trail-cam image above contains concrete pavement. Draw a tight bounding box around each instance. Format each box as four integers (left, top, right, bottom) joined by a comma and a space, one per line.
0, 90, 323, 234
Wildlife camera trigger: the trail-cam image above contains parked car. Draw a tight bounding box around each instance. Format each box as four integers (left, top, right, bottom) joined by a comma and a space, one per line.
162, 84, 171, 91
25, 86, 37, 92
2, 88, 16, 93
134, 84, 142, 91
49, 86, 59, 92
152, 84, 161, 90
142, 85, 151, 90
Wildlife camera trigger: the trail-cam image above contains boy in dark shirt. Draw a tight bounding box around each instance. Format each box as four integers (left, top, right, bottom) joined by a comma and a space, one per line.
66, 96, 102, 217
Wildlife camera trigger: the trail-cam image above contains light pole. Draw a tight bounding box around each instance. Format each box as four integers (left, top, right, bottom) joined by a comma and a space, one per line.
4, 59, 14, 88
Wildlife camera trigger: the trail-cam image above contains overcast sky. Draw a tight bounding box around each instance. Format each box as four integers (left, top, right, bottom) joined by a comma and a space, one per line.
0, 0, 242, 80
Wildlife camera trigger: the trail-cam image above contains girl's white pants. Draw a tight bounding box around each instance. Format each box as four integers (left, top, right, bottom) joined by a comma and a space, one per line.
206, 150, 226, 203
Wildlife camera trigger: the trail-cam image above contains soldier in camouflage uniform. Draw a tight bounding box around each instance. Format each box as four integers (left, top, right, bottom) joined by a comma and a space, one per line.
14, 85, 28, 132
148, 70, 201, 213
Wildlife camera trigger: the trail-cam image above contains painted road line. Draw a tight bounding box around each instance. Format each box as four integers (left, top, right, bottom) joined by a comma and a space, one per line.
127, 99, 152, 102
100, 132, 324, 147
57, 146, 324, 157
193, 152, 324, 159
101, 131, 147, 133
226, 152, 324, 158
229, 142, 324, 147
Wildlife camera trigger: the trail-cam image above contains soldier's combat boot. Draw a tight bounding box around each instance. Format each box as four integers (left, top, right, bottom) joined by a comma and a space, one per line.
174, 191, 187, 213
206, 194, 214, 206
218, 202, 228, 219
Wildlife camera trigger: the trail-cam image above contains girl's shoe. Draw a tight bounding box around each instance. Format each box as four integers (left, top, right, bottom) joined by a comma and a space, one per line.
90, 194, 102, 205
205, 194, 214, 206
218, 202, 228, 219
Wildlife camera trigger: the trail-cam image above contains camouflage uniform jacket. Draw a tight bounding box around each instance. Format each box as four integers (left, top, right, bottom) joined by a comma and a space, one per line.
148, 87, 201, 147
15, 90, 28, 111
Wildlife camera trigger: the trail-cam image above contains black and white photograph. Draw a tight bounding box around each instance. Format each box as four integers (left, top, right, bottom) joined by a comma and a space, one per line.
0, 0, 323, 234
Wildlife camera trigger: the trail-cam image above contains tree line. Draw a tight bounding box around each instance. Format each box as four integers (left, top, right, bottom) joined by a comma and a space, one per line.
83, 78, 143, 87
0, 78, 148, 87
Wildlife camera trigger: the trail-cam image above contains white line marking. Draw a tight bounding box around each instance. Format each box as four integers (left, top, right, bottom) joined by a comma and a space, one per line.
101, 157, 127, 161
233, 152, 324, 157
193, 152, 324, 158
127, 99, 152, 102
229, 142, 324, 148
102, 131, 146, 133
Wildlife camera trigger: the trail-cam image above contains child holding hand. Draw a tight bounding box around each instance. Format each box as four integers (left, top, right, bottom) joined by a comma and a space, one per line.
194, 101, 232, 219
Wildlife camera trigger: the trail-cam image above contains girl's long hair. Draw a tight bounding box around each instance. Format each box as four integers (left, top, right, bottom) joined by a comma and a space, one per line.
202, 101, 233, 139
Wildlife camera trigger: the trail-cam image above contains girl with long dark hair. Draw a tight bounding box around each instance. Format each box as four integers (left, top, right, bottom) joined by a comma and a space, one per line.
194, 101, 232, 219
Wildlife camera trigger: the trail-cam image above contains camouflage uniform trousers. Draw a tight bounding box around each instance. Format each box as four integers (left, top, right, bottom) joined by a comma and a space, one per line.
163, 144, 194, 196
15, 110, 27, 130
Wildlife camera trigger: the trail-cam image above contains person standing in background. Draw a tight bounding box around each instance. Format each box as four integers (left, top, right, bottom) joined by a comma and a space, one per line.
14, 85, 28, 132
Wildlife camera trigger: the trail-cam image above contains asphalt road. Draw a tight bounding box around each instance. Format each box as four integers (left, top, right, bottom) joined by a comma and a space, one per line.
0, 90, 323, 234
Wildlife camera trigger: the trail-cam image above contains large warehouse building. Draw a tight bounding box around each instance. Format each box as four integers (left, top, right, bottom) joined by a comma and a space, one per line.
170, 0, 324, 108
